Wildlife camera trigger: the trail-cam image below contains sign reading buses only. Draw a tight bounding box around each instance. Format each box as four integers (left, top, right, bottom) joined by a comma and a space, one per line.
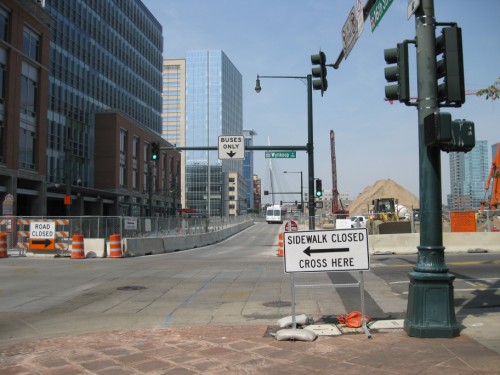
218, 135, 244, 160
283, 228, 369, 273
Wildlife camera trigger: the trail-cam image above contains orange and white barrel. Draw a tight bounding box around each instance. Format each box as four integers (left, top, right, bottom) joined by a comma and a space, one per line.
277, 232, 284, 257
0, 232, 7, 258
108, 234, 123, 258
70, 233, 85, 259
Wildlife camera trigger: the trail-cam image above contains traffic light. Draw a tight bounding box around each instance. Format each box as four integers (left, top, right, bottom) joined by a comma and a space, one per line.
151, 142, 159, 161
424, 112, 475, 153
384, 42, 410, 103
311, 51, 328, 96
435, 26, 465, 106
315, 179, 323, 197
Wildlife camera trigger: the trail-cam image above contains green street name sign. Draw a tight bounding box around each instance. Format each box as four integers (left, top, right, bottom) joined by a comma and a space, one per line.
370, 0, 394, 32
265, 151, 296, 159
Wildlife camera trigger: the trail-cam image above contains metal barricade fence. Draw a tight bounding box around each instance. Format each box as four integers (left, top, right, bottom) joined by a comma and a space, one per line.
3, 215, 255, 252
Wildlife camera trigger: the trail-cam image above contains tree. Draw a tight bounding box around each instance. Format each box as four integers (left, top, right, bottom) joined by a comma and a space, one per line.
476, 76, 500, 101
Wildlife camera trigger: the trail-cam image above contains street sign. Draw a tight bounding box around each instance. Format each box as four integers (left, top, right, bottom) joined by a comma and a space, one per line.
341, 6, 358, 59
265, 151, 296, 159
407, 0, 420, 19
29, 221, 56, 250
218, 135, 244, 160
356, 0, 365, 37
283, 228, 369, 273
284, 220, 298, 232
370, 0, 394, 32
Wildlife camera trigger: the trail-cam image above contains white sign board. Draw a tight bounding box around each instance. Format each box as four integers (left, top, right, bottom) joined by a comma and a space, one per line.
356, 0, 365, 38
407, 0, 420, 19
124, 217, 138, 230
341, 6, 358, 59
30, 221, 56, 239
284, 228, 369, 273
218, 135, 244, 160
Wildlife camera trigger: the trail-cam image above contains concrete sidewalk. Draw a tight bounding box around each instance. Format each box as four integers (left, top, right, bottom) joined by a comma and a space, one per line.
1, 324, 500, 374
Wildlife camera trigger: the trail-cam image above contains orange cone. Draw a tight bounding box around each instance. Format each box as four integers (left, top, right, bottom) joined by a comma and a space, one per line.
277, 232, 284, 257
70, 233, 85, 259
0, 232, 7, 258
108, 234, 123, 258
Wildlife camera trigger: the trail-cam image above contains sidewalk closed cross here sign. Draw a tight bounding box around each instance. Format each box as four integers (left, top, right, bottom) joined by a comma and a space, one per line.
283, 228, 369, 273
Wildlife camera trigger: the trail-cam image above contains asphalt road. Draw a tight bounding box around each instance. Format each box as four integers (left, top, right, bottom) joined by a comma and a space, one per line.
1, 222, 499, 352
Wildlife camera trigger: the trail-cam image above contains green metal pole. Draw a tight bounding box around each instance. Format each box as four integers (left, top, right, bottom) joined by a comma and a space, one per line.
404, 0, 459, 338
307, 74, 315, 230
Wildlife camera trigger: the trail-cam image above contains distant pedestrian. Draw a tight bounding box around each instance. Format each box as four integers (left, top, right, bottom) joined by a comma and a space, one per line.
492, 226, 499, 232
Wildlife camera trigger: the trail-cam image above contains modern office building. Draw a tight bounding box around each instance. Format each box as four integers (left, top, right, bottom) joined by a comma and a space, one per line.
448, 140, 489, 210
243, 129, 257, 211
227, 172, 247, 216
0, 0, 180, 216
184, 50, 243, 216
162, 58, 186, 207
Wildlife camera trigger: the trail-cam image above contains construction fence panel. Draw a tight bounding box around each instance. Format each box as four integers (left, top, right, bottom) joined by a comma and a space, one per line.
3, 215, 255, 252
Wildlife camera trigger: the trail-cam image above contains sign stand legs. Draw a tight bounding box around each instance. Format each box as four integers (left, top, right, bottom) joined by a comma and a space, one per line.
290, 271, 371, 338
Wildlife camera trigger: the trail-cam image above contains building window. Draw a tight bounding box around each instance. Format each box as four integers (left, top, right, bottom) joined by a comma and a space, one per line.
19, 127, 35, 169
23, 27, 40, 61
0, 7, 8, 41
119, 129, 127, 188
20, 62, 38, 117
132, 136, 139, 191
0, 48, 5, 103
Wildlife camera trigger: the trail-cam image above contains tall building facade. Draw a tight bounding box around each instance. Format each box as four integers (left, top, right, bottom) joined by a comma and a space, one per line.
243, 129, 257, 211
0, 0, 181, 216
184, 50, 243, 216
448, 140, 489, 210
162, 58, 186, 207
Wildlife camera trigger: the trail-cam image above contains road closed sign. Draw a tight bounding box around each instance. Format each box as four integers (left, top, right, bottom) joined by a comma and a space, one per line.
283, 228, 369, 273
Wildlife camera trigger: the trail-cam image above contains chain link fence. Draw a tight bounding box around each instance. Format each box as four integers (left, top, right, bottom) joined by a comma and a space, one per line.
0, 215, 254, 253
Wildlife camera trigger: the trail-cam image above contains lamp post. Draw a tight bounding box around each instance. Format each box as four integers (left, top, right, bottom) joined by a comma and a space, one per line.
284, 171, 303, 214
255, 74, 315, 229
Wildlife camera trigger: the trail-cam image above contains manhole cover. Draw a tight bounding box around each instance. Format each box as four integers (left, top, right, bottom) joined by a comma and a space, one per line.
263, 301, 291, 308
117, 286, 147, 291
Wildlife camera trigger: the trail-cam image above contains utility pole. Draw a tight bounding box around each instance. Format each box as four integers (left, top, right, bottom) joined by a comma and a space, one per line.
404, 0, 459, 338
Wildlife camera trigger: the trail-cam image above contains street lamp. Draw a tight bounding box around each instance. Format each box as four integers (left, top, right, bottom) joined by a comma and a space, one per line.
255, 74, 316, 229
284, 171, 303, 214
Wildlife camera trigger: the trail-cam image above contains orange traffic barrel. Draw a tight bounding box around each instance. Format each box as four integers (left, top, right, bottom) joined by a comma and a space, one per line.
277, 232, 284, 257
0, 232, 7, 258
108, 234, 123, 258
70, 233, 85, 259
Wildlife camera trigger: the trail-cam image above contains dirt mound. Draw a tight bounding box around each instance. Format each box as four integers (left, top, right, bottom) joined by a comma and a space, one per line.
348, 179, 419, 215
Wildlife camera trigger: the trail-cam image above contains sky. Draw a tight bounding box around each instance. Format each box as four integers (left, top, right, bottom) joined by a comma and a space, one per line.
142, 0, 499, 205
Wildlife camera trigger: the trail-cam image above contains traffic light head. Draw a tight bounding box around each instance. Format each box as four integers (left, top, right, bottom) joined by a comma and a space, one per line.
151, 142, 159, 161
435, 26, 465, 106
311, 51, 328, 96
384, 42, 410, 103
315, 179, 323, 197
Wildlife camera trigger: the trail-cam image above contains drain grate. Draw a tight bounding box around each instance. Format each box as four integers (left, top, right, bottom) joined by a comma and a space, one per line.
117, 286, 147, 291
263, 300, 291, 308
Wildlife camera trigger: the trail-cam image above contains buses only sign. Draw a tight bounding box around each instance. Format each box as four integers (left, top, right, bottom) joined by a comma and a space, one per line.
283, 228, 369, 273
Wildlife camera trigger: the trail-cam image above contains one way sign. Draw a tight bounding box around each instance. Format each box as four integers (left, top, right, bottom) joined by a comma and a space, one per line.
283, 228, 369, 273
218, 135, 245, 160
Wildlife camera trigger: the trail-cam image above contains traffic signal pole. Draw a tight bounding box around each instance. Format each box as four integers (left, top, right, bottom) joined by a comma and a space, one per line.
404, 0, 459, 338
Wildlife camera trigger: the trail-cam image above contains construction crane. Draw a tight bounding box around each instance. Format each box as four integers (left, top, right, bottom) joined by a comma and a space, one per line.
330, 130, 349, 218
480, 145, 500, 211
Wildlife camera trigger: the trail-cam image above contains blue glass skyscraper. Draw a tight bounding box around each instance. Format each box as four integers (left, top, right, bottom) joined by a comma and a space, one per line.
448, 140, 489, 210
185, 50, 243, 215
